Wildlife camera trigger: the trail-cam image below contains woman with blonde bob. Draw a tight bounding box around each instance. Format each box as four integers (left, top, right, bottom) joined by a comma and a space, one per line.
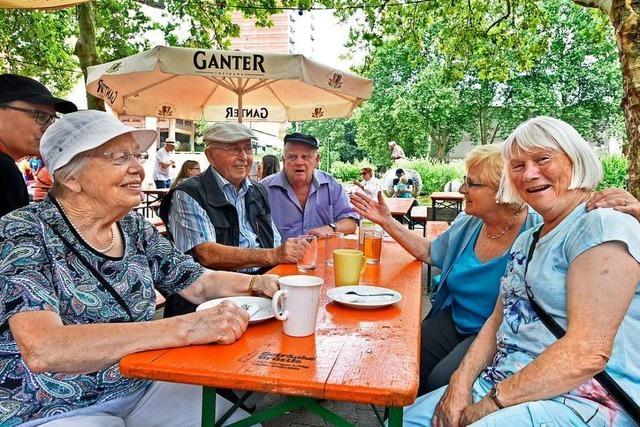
351, 144, 542, 394
403, 116, 640, 426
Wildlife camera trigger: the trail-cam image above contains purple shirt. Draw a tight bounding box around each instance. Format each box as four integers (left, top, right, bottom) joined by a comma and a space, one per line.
262, 170, 358, 240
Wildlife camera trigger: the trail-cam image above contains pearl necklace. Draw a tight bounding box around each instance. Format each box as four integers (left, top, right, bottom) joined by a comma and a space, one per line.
484, 206, 525, 240
58, 201, 116, 253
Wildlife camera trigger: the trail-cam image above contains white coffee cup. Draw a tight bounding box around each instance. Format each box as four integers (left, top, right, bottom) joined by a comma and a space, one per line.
271, 275, 324, 337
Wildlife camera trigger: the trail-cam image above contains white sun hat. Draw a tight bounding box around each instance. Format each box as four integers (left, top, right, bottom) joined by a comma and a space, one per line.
40, 109, 158, 174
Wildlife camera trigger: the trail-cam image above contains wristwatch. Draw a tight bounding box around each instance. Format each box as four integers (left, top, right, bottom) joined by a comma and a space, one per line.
488, 384, 505, 409
328, 222, 338, 231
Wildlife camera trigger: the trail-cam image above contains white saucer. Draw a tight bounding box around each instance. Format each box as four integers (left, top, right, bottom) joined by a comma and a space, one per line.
196, 296, 274, 324
326, 285, 402, 309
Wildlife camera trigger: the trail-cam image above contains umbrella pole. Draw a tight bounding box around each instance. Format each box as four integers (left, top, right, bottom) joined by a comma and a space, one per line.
237, 93, 243, 124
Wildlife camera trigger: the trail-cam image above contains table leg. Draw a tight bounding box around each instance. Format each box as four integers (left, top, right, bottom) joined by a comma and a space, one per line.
387, 407, 403, 427
202, 387, 216, 427
431, 199, 436, 221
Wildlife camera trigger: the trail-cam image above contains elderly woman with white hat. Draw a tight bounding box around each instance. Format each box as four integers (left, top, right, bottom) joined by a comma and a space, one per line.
0, 110, 277, 426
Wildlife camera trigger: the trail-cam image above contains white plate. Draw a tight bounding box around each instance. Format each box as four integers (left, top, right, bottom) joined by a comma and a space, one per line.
196, 296, 274, 324
326, 285, 402, 309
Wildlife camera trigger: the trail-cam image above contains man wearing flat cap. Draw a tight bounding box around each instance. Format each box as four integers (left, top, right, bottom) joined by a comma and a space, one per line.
0, 74, 77, 217
152, 137, 176, 188
261, 132, 358, 240
160, 122, 297, 316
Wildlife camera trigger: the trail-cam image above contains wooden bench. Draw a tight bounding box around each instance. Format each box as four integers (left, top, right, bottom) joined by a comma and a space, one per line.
409, 206, 428, 236
423, 221, 450, 292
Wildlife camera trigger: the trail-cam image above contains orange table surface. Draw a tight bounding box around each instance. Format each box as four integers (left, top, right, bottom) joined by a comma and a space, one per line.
120, 240, 422, 407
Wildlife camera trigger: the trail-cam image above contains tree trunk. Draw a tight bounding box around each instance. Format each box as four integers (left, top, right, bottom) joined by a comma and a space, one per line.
74, 2, 104, 111
575, 0, 640, 197
610, 1, 640, 197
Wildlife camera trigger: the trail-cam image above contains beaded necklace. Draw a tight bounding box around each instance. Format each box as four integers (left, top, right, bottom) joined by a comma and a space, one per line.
58, 202, 116, 253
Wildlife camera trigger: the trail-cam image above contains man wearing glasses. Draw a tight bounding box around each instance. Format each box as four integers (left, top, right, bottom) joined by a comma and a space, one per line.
160, 122, 297, 316
0, 74, 77, 217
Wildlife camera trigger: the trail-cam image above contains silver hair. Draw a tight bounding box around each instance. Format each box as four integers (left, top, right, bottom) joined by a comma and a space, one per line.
50, 154, 92, 196
497, 116, 603, 204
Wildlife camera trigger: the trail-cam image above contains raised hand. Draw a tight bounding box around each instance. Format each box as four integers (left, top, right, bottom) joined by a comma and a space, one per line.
349, 191, 393, 226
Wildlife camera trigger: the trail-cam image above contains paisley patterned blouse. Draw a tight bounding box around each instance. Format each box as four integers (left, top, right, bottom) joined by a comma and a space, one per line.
0, 197, 205, 426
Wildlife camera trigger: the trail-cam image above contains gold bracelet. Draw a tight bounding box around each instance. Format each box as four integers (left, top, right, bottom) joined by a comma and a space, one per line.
248, 276, 258, 296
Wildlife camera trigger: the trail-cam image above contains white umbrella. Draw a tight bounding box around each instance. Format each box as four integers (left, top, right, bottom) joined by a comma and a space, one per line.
86, 45, 372, 123
0, 0, 89, 9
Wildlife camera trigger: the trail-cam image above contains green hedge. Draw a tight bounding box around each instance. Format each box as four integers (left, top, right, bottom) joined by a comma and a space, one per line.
330, 153, 627, 194
330, 160, 373, 182
597, 154, 627, 190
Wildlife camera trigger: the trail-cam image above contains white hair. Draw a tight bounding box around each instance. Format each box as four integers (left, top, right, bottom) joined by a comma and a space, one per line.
498, 116, 603, 204
50, 152, 93, 196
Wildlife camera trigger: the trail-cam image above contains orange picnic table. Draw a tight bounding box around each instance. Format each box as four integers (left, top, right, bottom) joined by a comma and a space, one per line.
120, 238, 423, 426
385, 197, 415, 224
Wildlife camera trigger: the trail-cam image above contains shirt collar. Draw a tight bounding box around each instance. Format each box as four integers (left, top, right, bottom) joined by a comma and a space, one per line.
210, 167, 252, 192
267, 169, 327, 189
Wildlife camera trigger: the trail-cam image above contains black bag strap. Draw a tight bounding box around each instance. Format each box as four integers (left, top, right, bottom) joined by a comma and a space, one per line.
524, 226, 640, 425
43, 217, 135, 323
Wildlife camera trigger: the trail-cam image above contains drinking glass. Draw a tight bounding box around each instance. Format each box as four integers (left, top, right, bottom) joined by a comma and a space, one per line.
297, 235, 317, 272
363, 230, 382, 264
325, 232, 344, 266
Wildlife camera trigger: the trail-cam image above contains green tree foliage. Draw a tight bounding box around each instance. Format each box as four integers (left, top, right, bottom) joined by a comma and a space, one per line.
0, 1, 313, 105
336, 0, 622, 160
295, 118, 364, 171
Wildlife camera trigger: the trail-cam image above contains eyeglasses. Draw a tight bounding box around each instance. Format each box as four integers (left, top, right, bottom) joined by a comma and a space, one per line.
207, 143, 253, 156
460, 176, 487, 191
91, 150, 149, 165
0, 104, 59, 126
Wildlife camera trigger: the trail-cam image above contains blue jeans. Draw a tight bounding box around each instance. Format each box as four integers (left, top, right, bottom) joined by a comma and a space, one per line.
154, 179, 171, 189
402, 378, 631, 426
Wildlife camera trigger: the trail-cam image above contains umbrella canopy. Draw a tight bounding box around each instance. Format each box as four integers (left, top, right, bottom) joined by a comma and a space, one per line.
86, 45, 372, 123
0, 0, 89, 9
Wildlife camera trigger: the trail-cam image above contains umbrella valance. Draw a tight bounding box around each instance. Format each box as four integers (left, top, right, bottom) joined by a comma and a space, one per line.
86, 45, 372, 122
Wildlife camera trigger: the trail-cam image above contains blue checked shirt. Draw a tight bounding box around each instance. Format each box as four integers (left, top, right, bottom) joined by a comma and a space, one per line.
168, 168, 281, 272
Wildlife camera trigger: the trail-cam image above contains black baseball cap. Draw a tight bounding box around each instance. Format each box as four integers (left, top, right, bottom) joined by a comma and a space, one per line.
284, 132, 319, 149
0, 74, 77, 113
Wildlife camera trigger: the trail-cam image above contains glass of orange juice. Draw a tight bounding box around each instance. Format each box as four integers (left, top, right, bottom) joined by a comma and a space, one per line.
363, 230, 382, 264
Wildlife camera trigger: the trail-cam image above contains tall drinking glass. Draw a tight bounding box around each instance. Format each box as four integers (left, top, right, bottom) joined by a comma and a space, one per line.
325, 232, 344, 266
297, 235, 318, 272
363, 230, 382, 264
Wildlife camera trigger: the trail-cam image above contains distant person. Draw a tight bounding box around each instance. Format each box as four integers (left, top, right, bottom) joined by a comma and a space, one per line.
352, 166, 379, 199
0, 73, 77, 217
171, 160, 201, 189
392, 168, 413, 198
394, 175, 413, 198
153, 138, 176, 188
389, 140, 406, 162
262, 132, 358, 240
259, 154, 280, 180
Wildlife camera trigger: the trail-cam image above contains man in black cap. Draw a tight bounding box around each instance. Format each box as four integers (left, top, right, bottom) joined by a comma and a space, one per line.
262, 132, 358, 240
0, 74, 77, 217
